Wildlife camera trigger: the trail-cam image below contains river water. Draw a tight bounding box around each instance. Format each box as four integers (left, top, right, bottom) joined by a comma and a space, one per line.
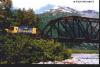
33, 54, 99, 64
71, 54, 99, 64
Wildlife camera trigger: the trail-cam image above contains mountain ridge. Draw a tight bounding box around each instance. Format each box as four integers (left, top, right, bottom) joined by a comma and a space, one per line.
37, 5, 99, 18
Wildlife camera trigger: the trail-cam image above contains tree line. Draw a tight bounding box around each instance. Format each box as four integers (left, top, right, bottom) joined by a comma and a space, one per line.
0, 0, 39, 30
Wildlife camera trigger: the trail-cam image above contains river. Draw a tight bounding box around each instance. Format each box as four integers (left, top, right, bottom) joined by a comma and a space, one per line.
71, 54, 99, 64
33, 54, 99, 64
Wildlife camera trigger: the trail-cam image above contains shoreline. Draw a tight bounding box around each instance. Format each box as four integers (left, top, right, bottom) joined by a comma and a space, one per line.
32, 54, 99, 64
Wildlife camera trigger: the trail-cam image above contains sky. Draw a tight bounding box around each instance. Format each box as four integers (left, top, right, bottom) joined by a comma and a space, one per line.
12, 0, 99, 13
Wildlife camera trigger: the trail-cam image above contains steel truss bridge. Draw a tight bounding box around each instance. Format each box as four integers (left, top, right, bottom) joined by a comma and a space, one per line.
41, 16, 99, 43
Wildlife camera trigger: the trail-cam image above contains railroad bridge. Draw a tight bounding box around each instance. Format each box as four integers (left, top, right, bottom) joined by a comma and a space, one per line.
41, 16, 99, 43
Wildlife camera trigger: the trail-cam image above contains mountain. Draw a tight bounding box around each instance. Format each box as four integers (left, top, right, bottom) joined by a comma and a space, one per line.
80, 10, 99, 18
38, 6, 82, 30
48, 6, 81, 16
37, 5, 99, 18
36, 5, 81, 16
35, 4, 55, 14
37, 6, 99, 30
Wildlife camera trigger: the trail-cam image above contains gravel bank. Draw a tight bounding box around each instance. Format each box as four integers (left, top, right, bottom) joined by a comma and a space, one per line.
32, 54, 99, 64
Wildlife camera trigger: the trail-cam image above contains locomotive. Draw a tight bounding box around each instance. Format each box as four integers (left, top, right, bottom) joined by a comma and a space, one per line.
5, 26, 37, 34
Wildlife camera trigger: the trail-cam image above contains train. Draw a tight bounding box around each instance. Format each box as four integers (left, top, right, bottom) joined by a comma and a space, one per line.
5, 26, 37, 34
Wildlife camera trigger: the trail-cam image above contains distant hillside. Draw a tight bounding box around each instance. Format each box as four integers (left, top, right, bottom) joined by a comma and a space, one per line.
38, 6, 99, 30
38, 6, 81, 30
80, 10, 99, 18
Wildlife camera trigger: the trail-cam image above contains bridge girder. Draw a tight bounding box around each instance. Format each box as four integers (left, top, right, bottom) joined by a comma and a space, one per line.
41, 16, 99, 43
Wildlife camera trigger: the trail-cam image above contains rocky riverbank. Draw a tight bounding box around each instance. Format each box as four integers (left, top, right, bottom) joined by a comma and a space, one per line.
32, 54, 99, 64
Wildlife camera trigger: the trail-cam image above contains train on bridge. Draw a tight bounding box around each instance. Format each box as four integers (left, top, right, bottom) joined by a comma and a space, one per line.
4, 16, 99, 43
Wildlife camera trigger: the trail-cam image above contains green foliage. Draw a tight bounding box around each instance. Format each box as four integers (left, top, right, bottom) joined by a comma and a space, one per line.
71, 49, 99, 54
0, 33, 72, 64
12, 8, 39, 27
0, 61, 8, 64
0, 0, 39, 29
62, 49, 72, 59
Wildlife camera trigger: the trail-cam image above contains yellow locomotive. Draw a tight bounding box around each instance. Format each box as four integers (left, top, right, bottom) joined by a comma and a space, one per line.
5, 26, 37, 34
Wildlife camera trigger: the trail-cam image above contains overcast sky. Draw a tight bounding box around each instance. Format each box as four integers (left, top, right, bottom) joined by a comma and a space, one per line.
12, 0, 99, 12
